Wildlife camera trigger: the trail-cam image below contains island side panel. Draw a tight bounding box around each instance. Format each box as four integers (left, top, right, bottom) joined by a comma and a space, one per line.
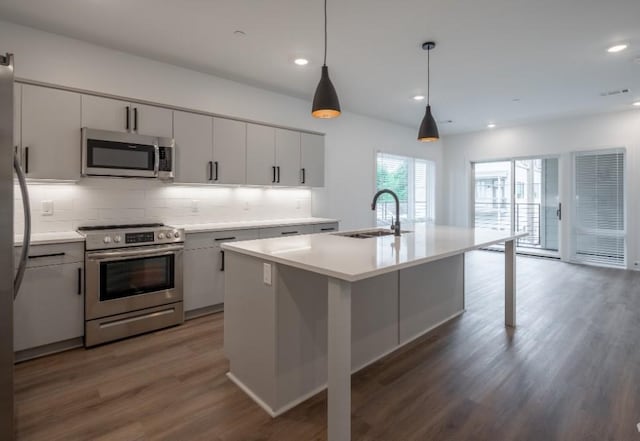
399, 253, 464, 345
275, 265, 399, 411
224, 251, 277, 410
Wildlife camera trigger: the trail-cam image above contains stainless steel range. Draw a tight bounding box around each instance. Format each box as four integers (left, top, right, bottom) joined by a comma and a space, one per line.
78, 223, 184, 347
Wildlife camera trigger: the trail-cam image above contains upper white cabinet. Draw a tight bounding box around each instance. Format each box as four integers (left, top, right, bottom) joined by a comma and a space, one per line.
213, 117, 246, 185
301, 133, 325, 187
21, 85, 81, 180
275, 129, 301, 186
173, 110, 213, 184
246, 123, 277, 185
81, 95, 172, 138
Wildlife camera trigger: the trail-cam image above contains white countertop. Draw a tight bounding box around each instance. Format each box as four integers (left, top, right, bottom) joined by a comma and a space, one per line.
174, 217, 338, 234
222, 224, 527, 282
13, 218, 339, 246
14, 231, 85, 247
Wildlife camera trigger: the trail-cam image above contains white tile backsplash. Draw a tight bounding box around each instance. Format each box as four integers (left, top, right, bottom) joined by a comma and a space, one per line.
14, 178, 312, 233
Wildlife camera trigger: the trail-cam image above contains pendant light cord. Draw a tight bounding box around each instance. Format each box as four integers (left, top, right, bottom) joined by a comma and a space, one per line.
427, 47, 430, 106
323, 0, 328, 66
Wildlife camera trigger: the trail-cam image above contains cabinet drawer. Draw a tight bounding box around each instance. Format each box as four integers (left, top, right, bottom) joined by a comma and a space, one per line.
313, 222, 339, 233
185, 229, 259, 250
15, 242, 84, 268
259, 225, 314, 239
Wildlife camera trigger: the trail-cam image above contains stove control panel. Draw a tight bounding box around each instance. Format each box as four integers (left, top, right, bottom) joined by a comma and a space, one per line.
82, 227, 184, 251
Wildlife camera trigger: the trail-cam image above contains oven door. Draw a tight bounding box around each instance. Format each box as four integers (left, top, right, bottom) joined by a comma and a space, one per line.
82, 128, 159, 178
85, 244, 183, 320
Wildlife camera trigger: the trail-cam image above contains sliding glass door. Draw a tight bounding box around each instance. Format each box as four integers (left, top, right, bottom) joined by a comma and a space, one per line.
473, 157, 560, 256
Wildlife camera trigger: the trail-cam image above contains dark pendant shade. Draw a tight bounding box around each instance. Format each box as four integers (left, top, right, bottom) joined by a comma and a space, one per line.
417, 105, 439, 142
312, 65, 341, 118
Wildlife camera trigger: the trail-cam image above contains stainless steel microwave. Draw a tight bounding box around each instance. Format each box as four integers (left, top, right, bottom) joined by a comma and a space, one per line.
81, 128, 174, 179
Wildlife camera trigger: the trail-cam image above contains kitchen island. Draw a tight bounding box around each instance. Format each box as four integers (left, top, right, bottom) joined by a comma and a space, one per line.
222, 224, 525, 441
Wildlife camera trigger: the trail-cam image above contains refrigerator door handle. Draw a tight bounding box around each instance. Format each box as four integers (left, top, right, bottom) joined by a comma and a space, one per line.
13, 152, 31, 298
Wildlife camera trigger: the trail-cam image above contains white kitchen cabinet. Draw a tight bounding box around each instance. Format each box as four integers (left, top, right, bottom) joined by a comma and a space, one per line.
173, 110, 213, 184
21, 85, 81, 180
275, 129, 301, 186
134, 103, 173, 138
81, 95, 172, 137
259, 224, 314, 238
313, 222, 339, 233
183, 229, 259, 313
246, 123, 276, 185
213, 117, 246, 185
13, 244, 84, 352
301, 133, 325, 187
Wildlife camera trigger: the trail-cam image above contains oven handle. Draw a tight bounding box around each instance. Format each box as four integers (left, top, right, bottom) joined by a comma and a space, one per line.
86, 245, 184, 261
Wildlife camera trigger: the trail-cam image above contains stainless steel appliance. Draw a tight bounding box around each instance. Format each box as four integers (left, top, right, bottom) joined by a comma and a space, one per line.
81, 128, 175, 179
1, 53, 32, 440
79, 223, 184, 347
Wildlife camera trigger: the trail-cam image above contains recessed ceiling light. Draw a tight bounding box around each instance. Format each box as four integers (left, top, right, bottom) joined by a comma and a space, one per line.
633, 101, 640, 107
607, 44, 628, 53
294, 58, 309, 66
412, 95, 425, 101
487, 123, 496, 129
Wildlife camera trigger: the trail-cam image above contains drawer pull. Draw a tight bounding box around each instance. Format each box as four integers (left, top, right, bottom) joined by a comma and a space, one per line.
320, 227, 335, 231
281, 231, 298, 235
28, 252, 65, 259
214, 236, 236, 242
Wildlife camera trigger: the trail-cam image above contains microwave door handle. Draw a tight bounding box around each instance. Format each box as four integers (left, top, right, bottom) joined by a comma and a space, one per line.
154, 144, 160, 177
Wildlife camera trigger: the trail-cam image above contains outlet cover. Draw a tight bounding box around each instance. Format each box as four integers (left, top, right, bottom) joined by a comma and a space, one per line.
42, 200, 53, 216
263, 263, 272, 285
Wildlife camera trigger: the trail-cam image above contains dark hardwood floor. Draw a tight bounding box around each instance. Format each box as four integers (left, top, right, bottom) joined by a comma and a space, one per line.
14, 251, 640, 440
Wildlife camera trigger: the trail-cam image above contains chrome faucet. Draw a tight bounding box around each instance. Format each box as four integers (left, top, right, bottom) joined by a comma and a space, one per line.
371, 189, 401, 236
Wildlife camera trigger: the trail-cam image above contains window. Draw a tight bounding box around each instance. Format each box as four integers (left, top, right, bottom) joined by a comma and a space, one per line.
375, 152, 435, 225
573, 150, 625, 267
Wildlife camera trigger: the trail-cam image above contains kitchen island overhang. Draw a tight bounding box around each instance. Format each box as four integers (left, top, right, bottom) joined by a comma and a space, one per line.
222, 224, 526, 441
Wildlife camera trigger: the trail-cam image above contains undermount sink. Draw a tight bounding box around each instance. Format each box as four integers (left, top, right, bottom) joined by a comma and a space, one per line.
333, 229, 411, 239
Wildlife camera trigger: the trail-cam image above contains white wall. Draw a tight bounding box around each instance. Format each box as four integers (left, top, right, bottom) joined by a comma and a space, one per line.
0, 20, 444, 232
443, 109, 640, 268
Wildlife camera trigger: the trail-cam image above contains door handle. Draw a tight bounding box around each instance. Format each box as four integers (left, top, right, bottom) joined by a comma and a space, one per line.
208, 161, 213, 181
77, 267, 83, 295
24, 146, 29, 174
126, 106, 130, 131
556, 203, 562, 220
301, 168, 306, 184
272, 166, 276, 183
214, 161, 219, 181
220, 250, 225, 271
276, 166, 281, 183
133, 107, 138, 131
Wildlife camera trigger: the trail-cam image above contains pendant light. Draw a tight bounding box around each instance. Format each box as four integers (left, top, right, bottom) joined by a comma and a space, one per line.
311, 0, 341, 118
417, 41, 439, 142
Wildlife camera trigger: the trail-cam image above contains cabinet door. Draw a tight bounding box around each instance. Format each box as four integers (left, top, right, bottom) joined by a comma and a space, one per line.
275, 129, 301, 186
14, 263, 84, 351
301, 133, 325, 187
134, 104, 173, 138
246, 123, 276, 185
213, 117, 246, 184
173, 111, 213, 184
81, 94, 130, 132
22, 85, 81, 180
183, 247, 219, 311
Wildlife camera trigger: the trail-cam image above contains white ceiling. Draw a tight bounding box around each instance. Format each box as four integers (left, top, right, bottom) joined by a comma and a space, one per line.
0, 0, 639, 134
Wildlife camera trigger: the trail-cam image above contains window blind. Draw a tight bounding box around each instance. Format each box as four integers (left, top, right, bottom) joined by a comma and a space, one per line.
375, 152, 435, 225
573, 150, 625, 267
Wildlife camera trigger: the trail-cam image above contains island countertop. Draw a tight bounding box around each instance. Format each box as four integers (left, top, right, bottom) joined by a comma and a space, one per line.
222, 224, 526, 282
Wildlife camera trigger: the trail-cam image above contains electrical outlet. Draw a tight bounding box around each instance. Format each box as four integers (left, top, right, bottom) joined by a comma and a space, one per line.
263, 263, 272, 285
42, 200, 53, 216
244, 201, 250, 211
191, 200, 199, 213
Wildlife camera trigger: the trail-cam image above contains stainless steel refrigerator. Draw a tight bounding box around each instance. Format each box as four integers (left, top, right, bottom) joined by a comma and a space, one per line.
1, 53, 32, 441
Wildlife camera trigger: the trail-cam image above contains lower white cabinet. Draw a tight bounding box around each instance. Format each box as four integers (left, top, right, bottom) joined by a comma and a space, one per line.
184, 229, 259, 312
14, 244, 84, 352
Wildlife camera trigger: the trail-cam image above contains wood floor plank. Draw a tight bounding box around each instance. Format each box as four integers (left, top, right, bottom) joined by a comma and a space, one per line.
14, 251, 640, 440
